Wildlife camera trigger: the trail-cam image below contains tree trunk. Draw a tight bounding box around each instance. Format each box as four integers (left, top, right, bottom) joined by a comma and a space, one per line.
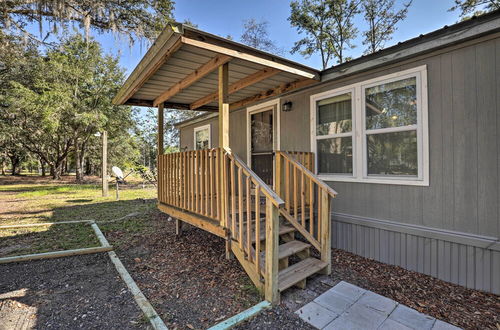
40, 159, 46, 176
52, 163, 62, 180
9, 155, 20, 176
74, 139, 84, 183
1, 160, 5, 175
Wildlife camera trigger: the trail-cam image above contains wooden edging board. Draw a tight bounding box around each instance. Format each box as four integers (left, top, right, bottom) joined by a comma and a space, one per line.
207, 301, 271, 330
0, 220, 112, 264
91, 224, 168, 330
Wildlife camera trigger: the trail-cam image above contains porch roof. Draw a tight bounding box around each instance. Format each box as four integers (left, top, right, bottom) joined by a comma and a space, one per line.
112, 23, 320, 111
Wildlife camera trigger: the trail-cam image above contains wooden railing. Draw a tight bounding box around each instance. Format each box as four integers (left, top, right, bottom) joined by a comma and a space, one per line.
158, 148, 222, 223
223, 149, 284, 302
275, 151, 337, 274
158, 148, 285, 302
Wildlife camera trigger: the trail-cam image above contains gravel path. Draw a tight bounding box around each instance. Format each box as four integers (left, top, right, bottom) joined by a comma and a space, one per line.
0, 253, 146, 329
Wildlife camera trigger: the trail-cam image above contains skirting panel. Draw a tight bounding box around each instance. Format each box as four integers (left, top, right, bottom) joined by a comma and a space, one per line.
332, 213, 500, 295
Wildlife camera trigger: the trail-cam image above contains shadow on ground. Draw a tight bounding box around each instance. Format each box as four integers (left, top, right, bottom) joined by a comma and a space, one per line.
0, 253, 146, 329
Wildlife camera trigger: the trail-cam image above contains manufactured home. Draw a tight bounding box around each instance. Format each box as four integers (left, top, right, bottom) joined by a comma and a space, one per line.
113, 10, 500, 301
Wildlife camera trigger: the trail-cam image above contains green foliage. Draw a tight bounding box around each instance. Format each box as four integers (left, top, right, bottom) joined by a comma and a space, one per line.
0, 34, 140, 179
240, 18, 284, 55
449, 0, 500, 17
362, 0, 412, 55
1, 0, 175, 44
289, 0, 361, 69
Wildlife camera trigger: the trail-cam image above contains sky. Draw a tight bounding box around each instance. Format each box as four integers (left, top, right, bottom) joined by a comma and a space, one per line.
104, 0, 462, 74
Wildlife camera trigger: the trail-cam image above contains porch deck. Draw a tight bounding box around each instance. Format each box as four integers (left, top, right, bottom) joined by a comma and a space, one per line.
157, 148, 337, 303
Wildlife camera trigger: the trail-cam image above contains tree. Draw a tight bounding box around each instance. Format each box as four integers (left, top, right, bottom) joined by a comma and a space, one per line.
1, 34, 138, 180
362, 0, 412, 55
0, 0, 174, 43
289, 0, 361, 69
450, 0, 500, 17
240, 18, 284, 55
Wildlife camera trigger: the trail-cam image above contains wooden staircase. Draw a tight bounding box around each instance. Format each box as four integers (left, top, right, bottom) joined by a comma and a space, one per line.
157, 148, 337, 304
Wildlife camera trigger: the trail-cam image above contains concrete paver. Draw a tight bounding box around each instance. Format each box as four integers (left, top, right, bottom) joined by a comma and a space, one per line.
296, 281, 462, 330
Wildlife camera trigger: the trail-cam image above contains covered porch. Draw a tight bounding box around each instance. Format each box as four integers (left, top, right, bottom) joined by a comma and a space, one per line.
113, 23, 336, 304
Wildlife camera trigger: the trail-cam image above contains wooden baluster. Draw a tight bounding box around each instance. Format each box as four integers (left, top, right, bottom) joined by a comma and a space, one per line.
196, 150, 200, 213
205, 150, 209, 216
209, 150, 213, 217
167, 155, 171, 204
231, 160, 236, 238
184, 152, 187, 209
238, 167, 244, 249
200, 151, 205, 215
285, 160, 290, 211
264, 197, 279, 304
309, 178, 314, 236
223, 152, 230, 229
316, 185, 321, 240
190, 152, 194, 211
246, 176, 251, 261
275, 152, 282, 198
293, 165, 298, 219
215, 149, 220, 220
255, 185, 261, 277
301, 171, 305, 227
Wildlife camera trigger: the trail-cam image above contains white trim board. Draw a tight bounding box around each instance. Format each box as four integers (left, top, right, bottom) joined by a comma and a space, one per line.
310, 65, 429, 186
193, 124, 211, 150
246, 98, 281, 167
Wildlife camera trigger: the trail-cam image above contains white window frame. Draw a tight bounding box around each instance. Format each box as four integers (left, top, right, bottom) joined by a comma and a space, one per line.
310, 65, 429, 186
193, 124, 211, 150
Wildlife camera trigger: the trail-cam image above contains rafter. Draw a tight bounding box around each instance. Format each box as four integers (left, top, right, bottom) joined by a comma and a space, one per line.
153, 54, 233, 106
189, 67, 280, 110
229, 79, 318, 111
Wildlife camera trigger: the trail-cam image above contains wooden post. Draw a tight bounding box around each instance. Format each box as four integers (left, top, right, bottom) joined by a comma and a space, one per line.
175, 219, 183, 236
265, 198, 279, 304
320, 189, 331, 275
275, 152, 282, 197
102, 131, 108, 197
219, 63, 229, 149
219, 63, 231, 259
158, 103, 164, 155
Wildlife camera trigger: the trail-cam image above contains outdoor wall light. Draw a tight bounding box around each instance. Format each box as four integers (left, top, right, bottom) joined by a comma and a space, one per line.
282, 101, 293, 112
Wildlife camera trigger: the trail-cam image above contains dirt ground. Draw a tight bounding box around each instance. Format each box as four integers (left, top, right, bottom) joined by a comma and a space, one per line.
0, 253, 146, 329
107, 210, 262, 329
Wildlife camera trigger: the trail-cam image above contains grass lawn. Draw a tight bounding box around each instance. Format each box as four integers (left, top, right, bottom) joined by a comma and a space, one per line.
0, 174, 157, 257
0, 174, 262, 328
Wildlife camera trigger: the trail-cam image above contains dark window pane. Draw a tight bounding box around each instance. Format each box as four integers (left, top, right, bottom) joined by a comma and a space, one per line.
365, 77, 417, 130
367, 130, 418, 176
317, 93, 352, 135
251, 154, 273, 185
195, 129, 209, 150
251, 110, 273, 152
317, 137, 352, 174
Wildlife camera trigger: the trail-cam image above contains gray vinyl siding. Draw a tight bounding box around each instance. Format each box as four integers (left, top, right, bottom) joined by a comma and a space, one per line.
279, 36, 500, 240
177, 35, 500, 294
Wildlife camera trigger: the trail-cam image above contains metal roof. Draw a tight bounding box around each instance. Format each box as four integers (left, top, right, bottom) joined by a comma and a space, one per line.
113, 23, 320, 111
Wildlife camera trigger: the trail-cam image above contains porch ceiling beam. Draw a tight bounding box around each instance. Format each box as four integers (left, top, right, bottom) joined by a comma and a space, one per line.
114, 36, 183, 106
125, 99, 218, 112
181, 36, 319, 80
153, 54, 233, 106
189, 67, 281, 110
229, 79, 318, 111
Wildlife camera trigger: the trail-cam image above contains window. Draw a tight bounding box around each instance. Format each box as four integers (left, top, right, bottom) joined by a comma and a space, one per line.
194, 124, 211, 150
310, 66, 428, 185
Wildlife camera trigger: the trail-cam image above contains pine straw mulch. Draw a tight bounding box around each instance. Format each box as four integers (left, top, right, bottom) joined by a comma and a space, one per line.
105, 211, 261, 330
330, 249, 500, 329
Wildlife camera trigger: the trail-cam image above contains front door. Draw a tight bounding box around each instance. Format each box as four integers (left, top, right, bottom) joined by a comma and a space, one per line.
250, 109, 275, 186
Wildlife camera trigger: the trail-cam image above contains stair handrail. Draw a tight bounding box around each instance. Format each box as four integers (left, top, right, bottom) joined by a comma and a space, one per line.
224, 148, 285, 209
278, 151, 338, 198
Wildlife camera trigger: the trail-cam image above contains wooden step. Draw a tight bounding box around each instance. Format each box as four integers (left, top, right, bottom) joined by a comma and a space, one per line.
252, 225, 296, 243
278, 257, 328, 292
277, 240, 310, 260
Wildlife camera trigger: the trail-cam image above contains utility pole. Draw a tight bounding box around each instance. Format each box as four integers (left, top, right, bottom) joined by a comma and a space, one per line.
102, 131, 108, 197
